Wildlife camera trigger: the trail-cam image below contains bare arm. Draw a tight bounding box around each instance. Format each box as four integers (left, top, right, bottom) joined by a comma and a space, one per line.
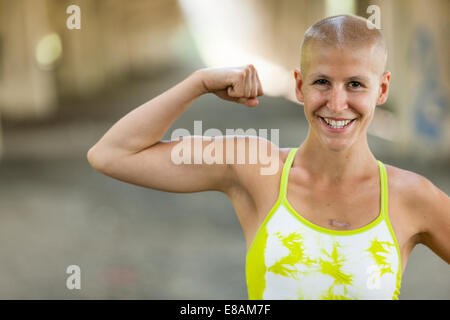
86, 65, 266, 194
411, 175, 450, 264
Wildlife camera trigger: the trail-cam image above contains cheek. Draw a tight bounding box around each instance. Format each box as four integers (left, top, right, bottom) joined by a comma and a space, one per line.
350, 94, 375, 115
304, 89, 327, 109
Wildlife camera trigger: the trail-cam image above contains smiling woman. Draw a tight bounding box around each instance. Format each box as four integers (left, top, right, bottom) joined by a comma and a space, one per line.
244, 15, 448, 300
294, 17, 391, 154
87, 13, 450, 300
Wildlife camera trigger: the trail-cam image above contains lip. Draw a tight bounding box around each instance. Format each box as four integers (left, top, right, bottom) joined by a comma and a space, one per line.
319, 117, 354, 121
318, 116, 356, 133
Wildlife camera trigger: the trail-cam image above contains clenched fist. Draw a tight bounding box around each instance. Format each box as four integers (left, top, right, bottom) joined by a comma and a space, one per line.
196, 65, 264, 107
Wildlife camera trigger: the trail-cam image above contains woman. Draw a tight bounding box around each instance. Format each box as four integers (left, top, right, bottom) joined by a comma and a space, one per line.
87, 15, 450, 299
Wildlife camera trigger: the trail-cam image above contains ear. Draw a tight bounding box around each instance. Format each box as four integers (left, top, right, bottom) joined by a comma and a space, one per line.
294, 68, 305, 103
376, 71, 391, 105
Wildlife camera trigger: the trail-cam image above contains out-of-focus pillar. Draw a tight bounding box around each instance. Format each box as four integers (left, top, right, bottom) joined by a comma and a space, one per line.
96, 0, 130, 85
54, 0, 185, 97
0, 0, 58, 121
53, 0, 106, 98
120, 0, 185, 75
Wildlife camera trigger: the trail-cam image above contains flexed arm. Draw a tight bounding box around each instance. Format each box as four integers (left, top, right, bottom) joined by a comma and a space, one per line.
86, 65, 267, 194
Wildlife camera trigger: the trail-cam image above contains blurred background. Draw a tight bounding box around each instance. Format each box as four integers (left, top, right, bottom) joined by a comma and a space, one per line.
0, 0, 448, 299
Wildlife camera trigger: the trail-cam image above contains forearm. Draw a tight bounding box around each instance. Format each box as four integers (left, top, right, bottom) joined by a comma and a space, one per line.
89, 70, 207, 156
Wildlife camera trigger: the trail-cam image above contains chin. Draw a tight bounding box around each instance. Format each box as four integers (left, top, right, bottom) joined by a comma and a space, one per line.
327, 145, 348, 153
322, 139, 352, 153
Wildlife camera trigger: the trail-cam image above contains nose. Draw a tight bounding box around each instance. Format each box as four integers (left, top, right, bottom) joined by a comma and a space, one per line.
327, 85, 348, 112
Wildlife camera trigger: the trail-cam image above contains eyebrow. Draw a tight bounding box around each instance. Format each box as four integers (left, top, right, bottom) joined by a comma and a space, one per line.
346, 76, 370, 82
309, 74, 370, 82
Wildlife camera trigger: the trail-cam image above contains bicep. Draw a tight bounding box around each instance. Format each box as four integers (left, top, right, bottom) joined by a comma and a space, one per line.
88, 135, 278, 195
90, 136, 237, 193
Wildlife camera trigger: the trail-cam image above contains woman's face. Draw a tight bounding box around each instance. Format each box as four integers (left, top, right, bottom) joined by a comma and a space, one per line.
295, 43, 390, 152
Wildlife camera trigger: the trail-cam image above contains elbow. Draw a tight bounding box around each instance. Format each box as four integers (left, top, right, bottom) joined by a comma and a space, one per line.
87, 145, 107, 172
87, 144, 126, 173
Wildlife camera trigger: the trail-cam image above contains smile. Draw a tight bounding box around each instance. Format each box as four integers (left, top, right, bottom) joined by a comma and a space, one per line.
318, 116, 356, 131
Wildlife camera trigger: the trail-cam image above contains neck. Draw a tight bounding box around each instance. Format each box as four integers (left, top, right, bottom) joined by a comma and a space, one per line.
296, 133, 378, 184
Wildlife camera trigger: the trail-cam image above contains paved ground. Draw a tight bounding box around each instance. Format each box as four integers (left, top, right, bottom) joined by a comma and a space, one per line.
0, 65, 448, 299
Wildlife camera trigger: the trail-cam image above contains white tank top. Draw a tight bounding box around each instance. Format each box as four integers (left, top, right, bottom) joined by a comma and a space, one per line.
246, 148, 402, 299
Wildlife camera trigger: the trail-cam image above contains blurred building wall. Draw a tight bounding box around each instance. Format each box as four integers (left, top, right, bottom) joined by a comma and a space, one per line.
0, 0, 185, 119
0, 0, 187, 157
52, 0, 186, 99
357, 0, 450, 161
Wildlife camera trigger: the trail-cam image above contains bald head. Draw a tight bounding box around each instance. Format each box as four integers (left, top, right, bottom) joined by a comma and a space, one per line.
300, 15, 387, 75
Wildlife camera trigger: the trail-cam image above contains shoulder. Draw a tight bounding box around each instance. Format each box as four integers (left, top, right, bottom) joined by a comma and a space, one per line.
226, 136, 290, 179
385, 163, 450, 258
385, 164, 430, 198
385, 164, 445, 217
385, 164, 446, 215
223, 138, 295, 228
225, 136, 291, 201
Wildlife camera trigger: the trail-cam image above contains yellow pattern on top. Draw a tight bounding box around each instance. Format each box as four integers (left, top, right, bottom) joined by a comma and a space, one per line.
268, 232, 355, 298
319, 242, 353, 286
268, 232, 315, 279
366, 237, 395, 276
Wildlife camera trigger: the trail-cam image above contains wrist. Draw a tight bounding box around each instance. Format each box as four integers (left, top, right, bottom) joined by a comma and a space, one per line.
190, 69, 210, 96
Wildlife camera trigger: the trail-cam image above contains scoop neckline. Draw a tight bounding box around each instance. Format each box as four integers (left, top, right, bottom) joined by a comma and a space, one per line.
283, 197, 384, 236
282, 148, 386, 236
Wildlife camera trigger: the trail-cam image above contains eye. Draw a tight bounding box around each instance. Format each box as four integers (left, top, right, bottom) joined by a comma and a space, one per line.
313, 79, 329, 85
348, 81, 363, 88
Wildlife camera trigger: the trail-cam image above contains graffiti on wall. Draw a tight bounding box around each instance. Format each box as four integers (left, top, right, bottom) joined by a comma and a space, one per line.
409, 27, 448, 145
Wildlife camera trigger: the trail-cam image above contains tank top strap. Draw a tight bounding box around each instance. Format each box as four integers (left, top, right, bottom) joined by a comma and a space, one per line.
279, 148, 299, 200
376, 160, 389, 219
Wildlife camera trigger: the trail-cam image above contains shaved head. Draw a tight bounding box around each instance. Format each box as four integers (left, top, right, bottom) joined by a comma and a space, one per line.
300, 15, 387, 75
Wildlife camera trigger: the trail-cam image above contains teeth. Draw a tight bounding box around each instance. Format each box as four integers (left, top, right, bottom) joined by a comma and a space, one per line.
323, 117, 352, 129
